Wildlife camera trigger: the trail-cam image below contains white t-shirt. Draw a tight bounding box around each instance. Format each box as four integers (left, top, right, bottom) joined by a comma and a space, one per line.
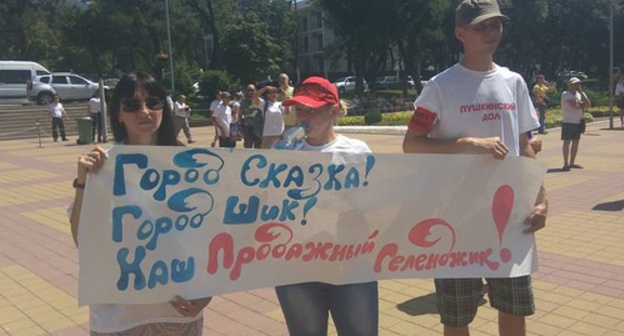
255, 97, 285, 137
88, 97, 101, 114
174, 101, 190, 118
561, 91, 584, 124
48, 102, 65, 118
302, 134, 371, 154
615, 82, 624, 97
212, 102, 232, 137
209, 99, 221, 113
412, 63, 539, 156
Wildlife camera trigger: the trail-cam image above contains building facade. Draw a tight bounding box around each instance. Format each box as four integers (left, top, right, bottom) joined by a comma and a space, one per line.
294, 0, 348, 81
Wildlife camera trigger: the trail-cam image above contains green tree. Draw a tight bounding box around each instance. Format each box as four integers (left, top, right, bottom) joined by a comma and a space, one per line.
222, 19, 283, 84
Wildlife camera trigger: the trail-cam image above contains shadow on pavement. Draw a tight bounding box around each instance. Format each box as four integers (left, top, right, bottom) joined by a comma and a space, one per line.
547, 168, 568, 174
593, 199, 624, 212
396, 292, 438, 316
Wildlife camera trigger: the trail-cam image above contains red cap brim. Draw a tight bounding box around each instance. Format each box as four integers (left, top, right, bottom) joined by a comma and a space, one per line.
283, 95, 328, 108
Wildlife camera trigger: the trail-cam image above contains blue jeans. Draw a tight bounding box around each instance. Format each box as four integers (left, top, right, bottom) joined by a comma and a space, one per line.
275, 281, 378, 336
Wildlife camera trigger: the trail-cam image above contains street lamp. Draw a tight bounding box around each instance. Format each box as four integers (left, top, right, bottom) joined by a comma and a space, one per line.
165, 0, 175, 91
609, 0, 614, 129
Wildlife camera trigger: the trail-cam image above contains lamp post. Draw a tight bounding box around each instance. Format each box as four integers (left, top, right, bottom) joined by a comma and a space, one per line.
609, 1, 615, 129
165, 0, 175, 91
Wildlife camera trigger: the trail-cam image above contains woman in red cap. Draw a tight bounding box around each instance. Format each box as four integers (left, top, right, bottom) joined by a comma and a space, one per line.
276, 76, 378, 336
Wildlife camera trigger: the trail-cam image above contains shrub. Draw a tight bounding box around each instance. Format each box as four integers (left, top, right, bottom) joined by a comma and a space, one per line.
338, 115, 365, 126
198, 70, 238, 98
378, 112, 412, 126
364, 110, 382, 125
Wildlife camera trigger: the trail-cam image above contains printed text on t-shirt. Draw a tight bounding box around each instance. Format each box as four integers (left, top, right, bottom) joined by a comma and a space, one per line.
460, 102, 516, 114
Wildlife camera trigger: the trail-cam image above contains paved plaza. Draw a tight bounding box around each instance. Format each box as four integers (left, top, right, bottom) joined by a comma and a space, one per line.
0, 122, 623, 336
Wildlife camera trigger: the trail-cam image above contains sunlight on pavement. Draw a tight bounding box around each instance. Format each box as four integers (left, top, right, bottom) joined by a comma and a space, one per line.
0, 265, 87, 336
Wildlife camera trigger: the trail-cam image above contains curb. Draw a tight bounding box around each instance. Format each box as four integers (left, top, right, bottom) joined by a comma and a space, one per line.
334, 119, 612, 136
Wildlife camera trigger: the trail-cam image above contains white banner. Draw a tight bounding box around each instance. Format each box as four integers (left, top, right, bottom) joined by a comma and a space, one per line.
78, 146, 547, 305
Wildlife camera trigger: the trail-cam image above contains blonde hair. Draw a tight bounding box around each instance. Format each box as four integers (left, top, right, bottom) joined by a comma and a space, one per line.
337, 100, 348, 117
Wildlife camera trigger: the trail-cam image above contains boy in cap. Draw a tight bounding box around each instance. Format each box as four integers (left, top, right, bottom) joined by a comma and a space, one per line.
402, 1, 548, 335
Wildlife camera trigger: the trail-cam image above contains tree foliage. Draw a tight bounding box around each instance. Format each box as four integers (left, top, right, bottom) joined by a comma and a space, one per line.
1, 0, 623, 94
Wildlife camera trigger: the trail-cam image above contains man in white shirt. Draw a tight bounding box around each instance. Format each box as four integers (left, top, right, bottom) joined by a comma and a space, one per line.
87, 92, 103, 143
211, 91, 235, 148
173, 95, 195, 144
48, 95, 70, 142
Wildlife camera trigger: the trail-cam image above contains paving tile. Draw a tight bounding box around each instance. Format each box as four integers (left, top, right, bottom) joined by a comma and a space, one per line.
1, 124, 624, 335
568, 320, 609, 336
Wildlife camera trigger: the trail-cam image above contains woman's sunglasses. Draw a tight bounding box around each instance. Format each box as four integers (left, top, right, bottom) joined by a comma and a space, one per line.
121, 97, 164, 112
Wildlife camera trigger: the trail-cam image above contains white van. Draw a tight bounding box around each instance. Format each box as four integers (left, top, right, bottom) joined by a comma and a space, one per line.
0, 61, 50, 100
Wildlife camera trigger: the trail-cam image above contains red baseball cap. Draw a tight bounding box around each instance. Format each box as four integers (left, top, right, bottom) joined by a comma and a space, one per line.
283, 76, 339, 108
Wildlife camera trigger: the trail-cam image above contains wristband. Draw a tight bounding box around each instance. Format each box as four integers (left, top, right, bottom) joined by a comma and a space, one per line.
73, 178, 86, 189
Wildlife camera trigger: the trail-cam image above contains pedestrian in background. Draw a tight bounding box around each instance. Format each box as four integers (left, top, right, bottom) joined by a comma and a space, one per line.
69, 71, 211, 335
209, 90, 222, 147
173, 94, 195, 144
239, 84, 262, 148
166, 91, 174, 113
253, 85, 285, 148
403, 1, 548, 335
48, 95, 69, 142
211, 91, 236, 148
532, 74, 555, 134
87, 91, 103, 143
615, 74, 624, 128
277, 73, 297, 130
560, 77, 591, 171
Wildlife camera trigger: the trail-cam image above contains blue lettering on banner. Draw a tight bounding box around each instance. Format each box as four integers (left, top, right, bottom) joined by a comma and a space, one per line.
109, 148, 377, 291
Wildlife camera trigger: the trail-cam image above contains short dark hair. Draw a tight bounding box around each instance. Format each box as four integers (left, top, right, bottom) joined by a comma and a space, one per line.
110, 71, 178, 146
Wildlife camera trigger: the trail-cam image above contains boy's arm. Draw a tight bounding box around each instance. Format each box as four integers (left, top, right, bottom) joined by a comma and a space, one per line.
402, 107, 510, 159
519, 133, 547, 233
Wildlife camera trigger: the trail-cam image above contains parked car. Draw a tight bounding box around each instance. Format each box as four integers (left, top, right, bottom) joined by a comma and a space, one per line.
0, 61, 50, 100
333, 76, 368, 94
27, 72, 106, 105
373, 76, 413, 90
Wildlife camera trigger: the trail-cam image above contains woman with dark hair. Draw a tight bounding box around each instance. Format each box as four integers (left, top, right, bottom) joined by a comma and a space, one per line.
69, 71, 211, 335
108, 71, 178, 145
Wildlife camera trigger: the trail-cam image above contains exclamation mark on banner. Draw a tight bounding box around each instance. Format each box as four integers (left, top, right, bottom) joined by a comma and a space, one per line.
492, 185, 513, 263
363, 155, 376, 187
301, 197, 317, 225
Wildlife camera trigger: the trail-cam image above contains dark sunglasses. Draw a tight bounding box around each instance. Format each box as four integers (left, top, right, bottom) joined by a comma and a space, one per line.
121, 97, 164, 112
294, 83, 338, 104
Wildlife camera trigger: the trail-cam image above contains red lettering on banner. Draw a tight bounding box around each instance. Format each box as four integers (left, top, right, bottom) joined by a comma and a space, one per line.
374, 247, 500, 274
207, 222, 378, 280
374, 186, 516, 274
207, 185, 516, 280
